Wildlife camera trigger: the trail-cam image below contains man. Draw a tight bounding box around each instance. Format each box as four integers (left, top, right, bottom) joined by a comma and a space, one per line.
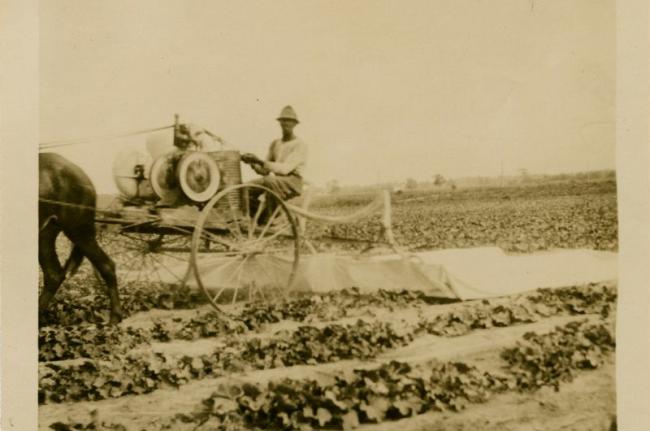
241, 105, 308, 222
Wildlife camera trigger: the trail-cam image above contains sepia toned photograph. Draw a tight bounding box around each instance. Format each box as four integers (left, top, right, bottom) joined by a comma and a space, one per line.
21, 0, 639, 429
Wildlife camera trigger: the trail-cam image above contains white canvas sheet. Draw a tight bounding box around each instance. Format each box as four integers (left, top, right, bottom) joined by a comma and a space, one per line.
160, 247, 618, 301
407, 247, 618, 299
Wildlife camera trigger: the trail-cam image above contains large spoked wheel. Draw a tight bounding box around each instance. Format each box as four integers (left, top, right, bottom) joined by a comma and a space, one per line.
191, 184, 300, 311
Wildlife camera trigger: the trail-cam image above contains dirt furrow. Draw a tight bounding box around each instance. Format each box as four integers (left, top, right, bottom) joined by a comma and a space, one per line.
39, 313, 605, 430
358, 361, 615, 431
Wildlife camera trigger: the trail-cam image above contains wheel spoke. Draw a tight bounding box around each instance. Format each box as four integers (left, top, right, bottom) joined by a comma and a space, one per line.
123, 258, 139, 282
118, 252, 141, 284
198, 230, 235, 250
261, 255, 289, 269
144, 254, 165, 285
157, 234, 179, 247
131, 259, 144, 286
167, 225, 194, 236
121, 232, 155, 245
228, 198, 244, 240
196, 248, 251, 260
257, 257, 288, 301
254, 224, 291, 249
148, 252, 186, 283
256, 205, 282, 240
113, 249, 140, 266
154, 250, 189, 262
256, 256, 277, 288
232, 264, 245, 305
209, 255, 249, 304
227, 255, 250, 284
251, 246, 294, 255
249, 198, 266, 239
212, 285, 229, 303
163, 244, 192, 253
140, 254, 155, 281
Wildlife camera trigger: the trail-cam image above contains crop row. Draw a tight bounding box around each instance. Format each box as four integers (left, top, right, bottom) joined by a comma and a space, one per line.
49, 319, 615, 430
39, 284, 615, 403
39, 284, 616, 361
39, 279, 207, 327
420, 283, 615, 337
40, 279, 446, 328
39, 283, 615, 363
39, 320, 411, 404
39, 287, 440, 361
39, 325, 150, 362
168, 320, 616, 431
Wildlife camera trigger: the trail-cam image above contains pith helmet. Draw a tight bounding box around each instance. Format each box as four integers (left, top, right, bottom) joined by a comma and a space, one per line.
277, 105, 299, 123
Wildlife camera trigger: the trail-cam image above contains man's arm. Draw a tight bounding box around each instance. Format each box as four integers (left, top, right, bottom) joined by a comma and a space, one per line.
265, 140, 276, 163
263, 141, 307, 176
241, 152, 270, 175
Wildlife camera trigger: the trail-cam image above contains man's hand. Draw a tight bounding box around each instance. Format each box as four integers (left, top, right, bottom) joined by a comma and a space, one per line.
251, 161, 269, 176
241, 153, 269, 175
241, 153, 262, 165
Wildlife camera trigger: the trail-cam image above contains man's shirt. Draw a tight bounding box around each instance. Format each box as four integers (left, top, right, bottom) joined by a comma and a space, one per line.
265, 137, 308, 177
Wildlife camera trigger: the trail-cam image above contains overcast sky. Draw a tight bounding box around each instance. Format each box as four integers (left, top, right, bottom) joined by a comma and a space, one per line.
40, 0, 615, 192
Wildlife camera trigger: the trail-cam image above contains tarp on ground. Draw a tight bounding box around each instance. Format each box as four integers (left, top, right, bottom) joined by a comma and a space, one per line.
407, 247, 617, 300
158, 247, 617, 301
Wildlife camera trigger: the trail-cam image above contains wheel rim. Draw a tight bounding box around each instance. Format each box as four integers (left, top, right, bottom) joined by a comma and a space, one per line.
177, 151, 221, 202
150, 153, 183, 203
191, 184, 300, 311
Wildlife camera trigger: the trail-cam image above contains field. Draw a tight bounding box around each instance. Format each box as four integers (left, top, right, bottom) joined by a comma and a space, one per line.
40, 179, 618, 430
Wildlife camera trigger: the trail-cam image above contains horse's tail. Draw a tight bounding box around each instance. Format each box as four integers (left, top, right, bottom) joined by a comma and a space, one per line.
63, 245, 85, 278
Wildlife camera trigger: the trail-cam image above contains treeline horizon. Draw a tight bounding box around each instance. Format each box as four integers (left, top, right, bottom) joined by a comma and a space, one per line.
322, 169, 616, 193
96, 169, 616, 205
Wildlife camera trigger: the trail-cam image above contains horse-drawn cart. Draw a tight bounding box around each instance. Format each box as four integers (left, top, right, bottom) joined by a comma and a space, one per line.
92, 121, 401, 312
41, 117, 402, 314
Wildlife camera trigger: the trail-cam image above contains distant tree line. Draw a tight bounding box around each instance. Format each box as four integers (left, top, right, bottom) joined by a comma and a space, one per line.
321, 170, 614, 194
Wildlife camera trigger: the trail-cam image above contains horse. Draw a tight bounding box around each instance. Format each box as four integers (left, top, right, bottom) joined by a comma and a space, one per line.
39, 152, 123, 324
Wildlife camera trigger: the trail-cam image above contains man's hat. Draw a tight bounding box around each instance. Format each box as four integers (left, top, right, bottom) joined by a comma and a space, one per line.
277, 105, 299, 123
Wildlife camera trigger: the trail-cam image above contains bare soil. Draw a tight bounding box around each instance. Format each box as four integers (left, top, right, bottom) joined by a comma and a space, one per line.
39, 306, 615, 430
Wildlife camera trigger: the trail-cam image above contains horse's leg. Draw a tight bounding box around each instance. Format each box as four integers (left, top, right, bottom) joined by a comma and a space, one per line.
68, 234, 124, 324
62, 245, 85, 278
38, 225, 65, 314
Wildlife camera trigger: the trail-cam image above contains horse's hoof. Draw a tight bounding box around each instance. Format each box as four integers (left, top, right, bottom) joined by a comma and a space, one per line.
109, 312, 124, 325
38, 309, 53, 327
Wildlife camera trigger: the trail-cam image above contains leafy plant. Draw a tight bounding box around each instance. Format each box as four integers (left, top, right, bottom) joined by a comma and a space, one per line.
167, 319, 615, 430
501, 320, 615, 391
39, 324, 150, 362
419, 284, 616, 337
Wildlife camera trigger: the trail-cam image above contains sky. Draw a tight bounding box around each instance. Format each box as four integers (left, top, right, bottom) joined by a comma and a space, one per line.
39, 0, 615, 192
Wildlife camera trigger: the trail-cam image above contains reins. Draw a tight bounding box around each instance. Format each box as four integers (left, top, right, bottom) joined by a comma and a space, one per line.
39, 125, 174, 150
38, 198, 159, 221
38, 198, 111, 213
